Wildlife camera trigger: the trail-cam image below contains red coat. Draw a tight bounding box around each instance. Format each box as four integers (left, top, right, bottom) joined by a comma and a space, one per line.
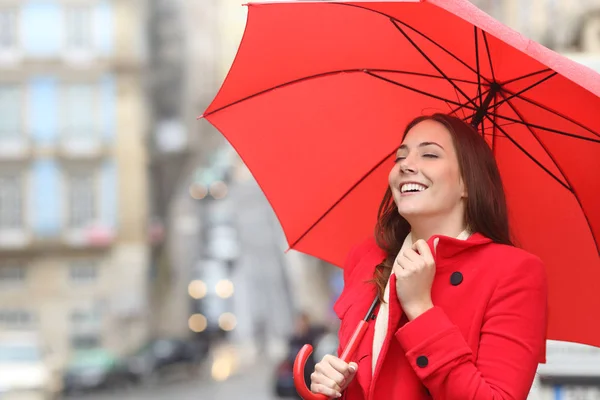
333, 233, 547, 400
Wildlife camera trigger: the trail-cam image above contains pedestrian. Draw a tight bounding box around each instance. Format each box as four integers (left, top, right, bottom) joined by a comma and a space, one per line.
309, 113, 548, 399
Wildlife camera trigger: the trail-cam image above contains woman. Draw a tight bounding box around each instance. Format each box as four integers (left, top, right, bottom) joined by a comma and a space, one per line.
309, 114, 547, 399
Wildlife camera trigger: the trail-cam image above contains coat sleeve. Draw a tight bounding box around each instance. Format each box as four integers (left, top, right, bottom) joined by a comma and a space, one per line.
393, 255, 548, 400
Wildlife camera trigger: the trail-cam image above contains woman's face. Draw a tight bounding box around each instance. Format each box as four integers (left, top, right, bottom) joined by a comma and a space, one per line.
389, 119, 467, 221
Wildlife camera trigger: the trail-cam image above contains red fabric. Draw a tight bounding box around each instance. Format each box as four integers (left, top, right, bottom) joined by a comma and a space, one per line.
204, 0, 600, 349
333, 234, 547, 400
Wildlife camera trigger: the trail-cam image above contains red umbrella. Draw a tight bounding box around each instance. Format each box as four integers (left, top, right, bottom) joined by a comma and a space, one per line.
202, 0, 600, 398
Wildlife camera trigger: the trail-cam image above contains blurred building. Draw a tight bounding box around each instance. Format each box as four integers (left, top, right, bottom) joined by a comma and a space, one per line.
145, 0, 334, 357
146, 0, 227, 339
0, 0, 150, 366
472, 0, 600, 51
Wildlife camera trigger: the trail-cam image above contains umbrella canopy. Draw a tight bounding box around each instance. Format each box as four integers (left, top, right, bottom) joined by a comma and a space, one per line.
202, 0, 600, 349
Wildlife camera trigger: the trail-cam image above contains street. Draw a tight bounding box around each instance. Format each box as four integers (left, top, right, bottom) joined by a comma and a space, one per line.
68, 358, 281, 400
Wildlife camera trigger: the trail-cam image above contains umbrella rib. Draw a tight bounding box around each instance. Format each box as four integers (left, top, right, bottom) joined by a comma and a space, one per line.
365, 71, 478, 110
497, 96, 600, 255
474, 27, 483, 108
492, 93, 498, 152
501, 68, 553, 86
501, 94, 571, 184
202, 69, 479, 117
390, 19, 479, 110
452, 87, 491, 119
499, 88, 600, 140
493, 72, 558, 108
338, 3, 491, 84
483, 112, 600, 144
288, 148, 397, 250
501, 93, 574, 189
483, 114, 572, 192
451, 86, 469, 119
483, 31, 496, 82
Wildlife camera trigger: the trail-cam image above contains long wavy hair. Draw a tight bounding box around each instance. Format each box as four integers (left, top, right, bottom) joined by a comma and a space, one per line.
371, 113, 513, 302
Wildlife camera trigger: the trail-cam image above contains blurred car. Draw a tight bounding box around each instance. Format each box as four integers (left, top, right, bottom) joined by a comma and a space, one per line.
126, 338, 208, 384
62, 348, 133, 394
0, 332, 62, 400
274, 355, 298, 399
273, 328, 338, 399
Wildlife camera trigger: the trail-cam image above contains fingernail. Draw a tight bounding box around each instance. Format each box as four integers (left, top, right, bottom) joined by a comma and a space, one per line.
336, 393, 342, 398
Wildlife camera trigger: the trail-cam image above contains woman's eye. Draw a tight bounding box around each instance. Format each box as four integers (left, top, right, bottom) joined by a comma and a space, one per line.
423, 154, 439, 158
395, 156, 406, 162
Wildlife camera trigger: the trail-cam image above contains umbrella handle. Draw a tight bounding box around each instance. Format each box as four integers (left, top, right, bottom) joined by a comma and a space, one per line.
293, 320, 369, 400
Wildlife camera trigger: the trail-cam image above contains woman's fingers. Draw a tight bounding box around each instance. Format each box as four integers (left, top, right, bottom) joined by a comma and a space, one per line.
310, 355, 358, 398
310, 383, 342, 398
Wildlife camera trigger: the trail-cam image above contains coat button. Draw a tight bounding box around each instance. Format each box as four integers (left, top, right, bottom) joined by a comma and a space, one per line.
450, 272, 463, 286
416, 355, 429, 368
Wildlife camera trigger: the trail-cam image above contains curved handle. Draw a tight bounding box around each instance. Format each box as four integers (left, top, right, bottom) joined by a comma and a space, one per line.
294, 344, 328, 400
293, 320, 369, 400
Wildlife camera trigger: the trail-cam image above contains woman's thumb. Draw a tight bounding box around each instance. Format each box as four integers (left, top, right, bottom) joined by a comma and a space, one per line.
348, 362, 358, 375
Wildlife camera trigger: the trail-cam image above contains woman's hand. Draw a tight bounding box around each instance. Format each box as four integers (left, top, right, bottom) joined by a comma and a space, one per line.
393, 238, 439, 320
310, 354, 358, 398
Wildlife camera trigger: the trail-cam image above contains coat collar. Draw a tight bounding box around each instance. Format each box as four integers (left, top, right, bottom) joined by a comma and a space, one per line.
428, 232, 492, 267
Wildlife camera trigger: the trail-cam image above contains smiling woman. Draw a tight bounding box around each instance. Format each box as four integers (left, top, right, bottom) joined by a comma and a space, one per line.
309, 113, 548, 400
377, 113, 513, 295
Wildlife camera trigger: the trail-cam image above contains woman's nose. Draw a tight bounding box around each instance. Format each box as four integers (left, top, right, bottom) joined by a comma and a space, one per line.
399, 158, 417, 174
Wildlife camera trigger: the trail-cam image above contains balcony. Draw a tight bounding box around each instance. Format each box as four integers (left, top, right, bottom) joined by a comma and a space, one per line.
0, 228, 31, 250
0, 48, 22, 67
58, 130, 107, 159
63, 223, 115, 249
62, 48, 97, 68
0, 135, 31, 160
0, 225, 115, 255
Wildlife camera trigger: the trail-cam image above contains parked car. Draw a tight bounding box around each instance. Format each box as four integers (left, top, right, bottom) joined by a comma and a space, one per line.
0, 332, 62, 400
126, 338, 208, 384
273, 323, 335, 399
62, 348, 133, 394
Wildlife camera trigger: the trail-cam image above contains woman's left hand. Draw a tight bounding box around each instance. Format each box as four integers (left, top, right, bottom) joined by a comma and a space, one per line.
393, 238, 439, 320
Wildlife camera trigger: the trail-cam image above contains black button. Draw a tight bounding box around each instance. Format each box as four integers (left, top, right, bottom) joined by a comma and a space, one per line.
450, 272, 463, 286
416, 355, 429, 368
371, 314, 377, 320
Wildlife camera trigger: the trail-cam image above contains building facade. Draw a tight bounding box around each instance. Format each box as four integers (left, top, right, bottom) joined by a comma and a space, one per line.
0, 0, 149, 367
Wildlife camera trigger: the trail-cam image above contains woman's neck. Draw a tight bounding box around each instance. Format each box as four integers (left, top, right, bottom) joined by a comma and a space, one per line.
407, 215, 468, 243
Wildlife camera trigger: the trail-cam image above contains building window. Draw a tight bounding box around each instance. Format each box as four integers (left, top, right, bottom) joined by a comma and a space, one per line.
65, 7, 93, 52
69, 260, 98, 283
0, 85, 21, 140
0, 174, 23, 230
67, 171, 95, 229
63, 84, 95, 137
0, 263, 26, 285
0, 309, 34, 330
70, 305, 102, 350
70, 334, 100, 350
70, 308, 101, 325
0, 9, 18, 51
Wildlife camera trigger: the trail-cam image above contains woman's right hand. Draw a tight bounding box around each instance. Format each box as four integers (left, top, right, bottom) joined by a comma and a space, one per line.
310, 354, 358, 398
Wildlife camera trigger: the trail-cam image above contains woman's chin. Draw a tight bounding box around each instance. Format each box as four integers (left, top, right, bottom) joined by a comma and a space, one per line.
397, 206, 425, 219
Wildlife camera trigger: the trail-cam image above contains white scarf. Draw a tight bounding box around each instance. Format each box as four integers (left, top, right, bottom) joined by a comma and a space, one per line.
371, 230, 471, 373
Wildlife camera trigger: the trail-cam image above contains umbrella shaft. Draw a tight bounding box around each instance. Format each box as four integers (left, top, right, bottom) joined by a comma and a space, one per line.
471, 83, 501, 128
